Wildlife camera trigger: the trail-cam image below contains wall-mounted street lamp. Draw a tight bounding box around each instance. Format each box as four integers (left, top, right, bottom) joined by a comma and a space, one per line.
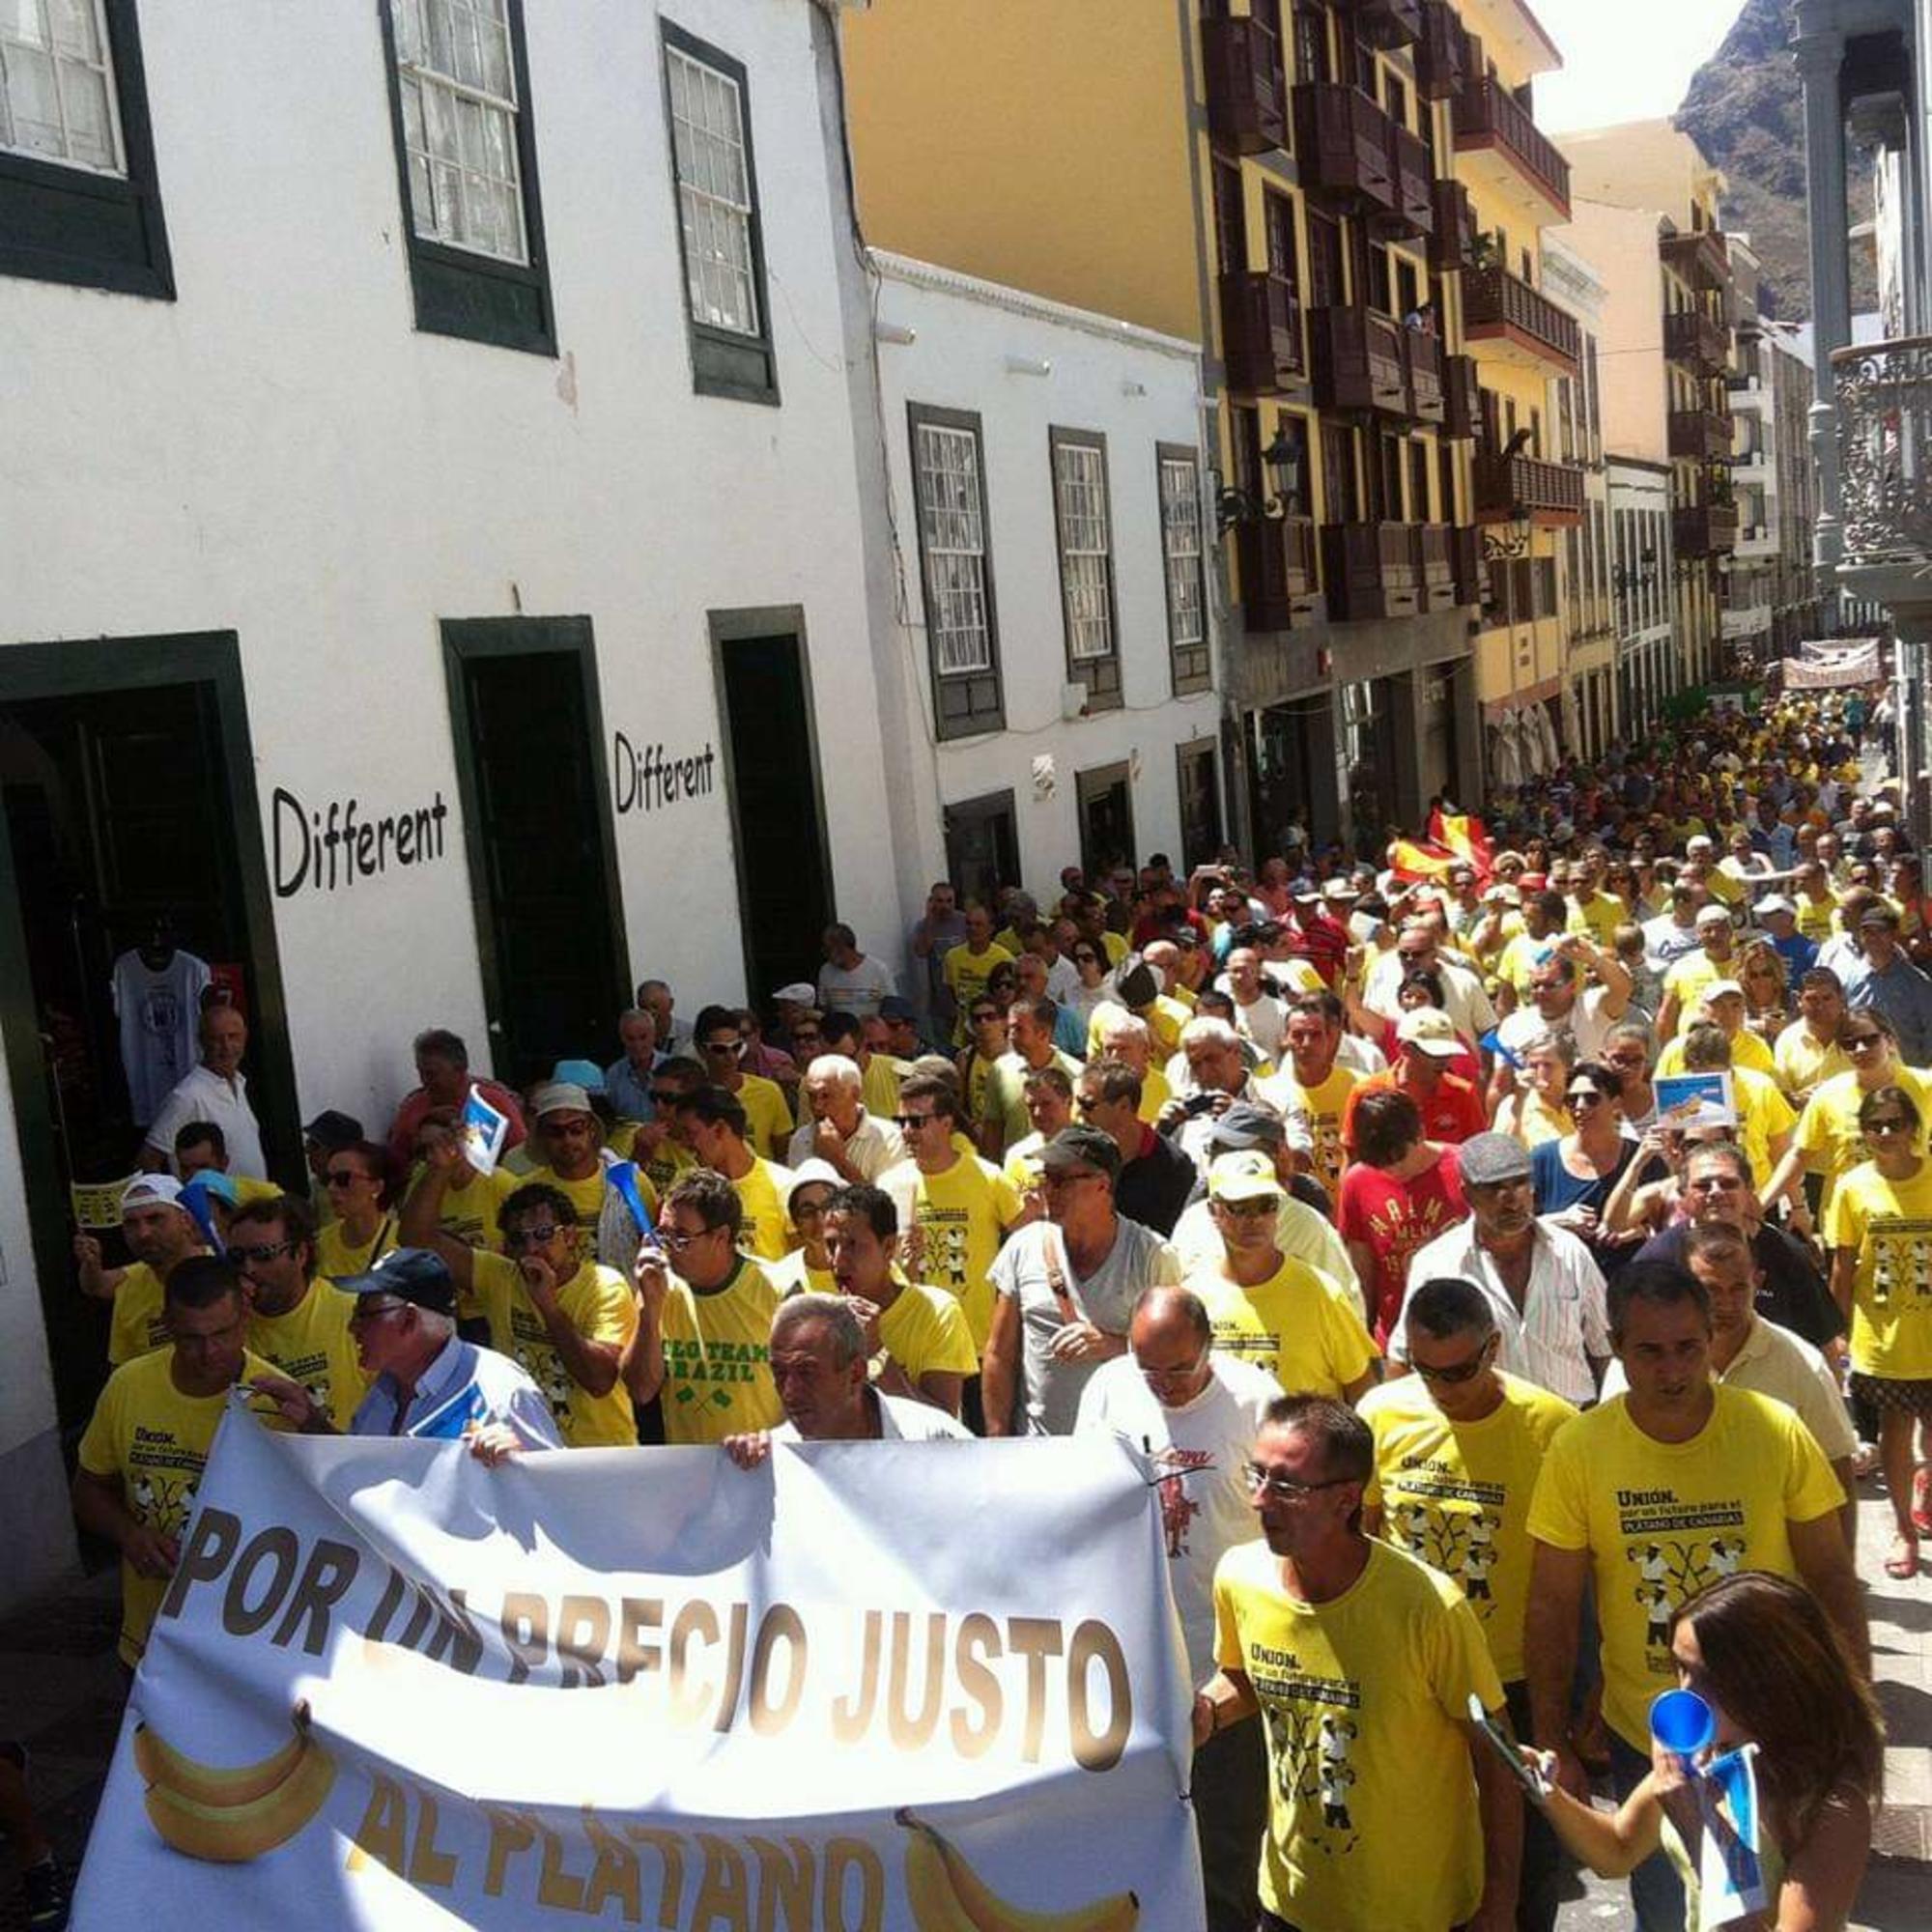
1215, 424, 1302, 533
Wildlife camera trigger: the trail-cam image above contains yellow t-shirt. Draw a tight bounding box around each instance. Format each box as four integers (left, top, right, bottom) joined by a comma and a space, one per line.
659, 1255, 785, 1444
942, 943, 1015, 1042
314, 1216, 399, 1283
767, 1249, 836, 1297
1470, 910, 1525, 967
1270, 1065, 1359, 1202
247, 1280, 368, 1431
882, 1154, 1024, 1352
1701, 868, 1744, 907
108, 1261, 183, 1366
1773, 1022, 1851, 1103
1794, 894, 1838, 944
1003, 1131, 1047, 1196
1793, 1066, 1932, 1211
1360, 1373, 1578, 1683
1099, 930, 1129, 968
861, 1054, 906, 1122
1729, 1066, 1797, 1190
1662, 951, 1731, 1023
470, 1253, 639, 1448
1213, 1537, 1503, 1932
1655, 1030, 1776, 1080
735, 1074, 796, 1161
626, 1129, 696, 1208
1136, 1065, 1175, 1125
78, 1348, 278, 1665
434, 1164, 519, 1253
877, 1279, 981, 1384
1823, 1160, 1932, 1379
1190, 1255, 1378, 1394
1504, 1090, 1569, 1151
1526, 1386, 1844, 1748
524, 1162, 661, 1265
730, 1157, 795, 1264
1568, 892, 1626, 949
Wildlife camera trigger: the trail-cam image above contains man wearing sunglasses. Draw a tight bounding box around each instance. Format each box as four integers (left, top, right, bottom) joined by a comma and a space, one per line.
1199, 1394, 1521, 1932
1360, 1277, 1577, 1932
227, 1193, 368, 1431
692, 1003, 795, 1159
398, 1180, 637, 1448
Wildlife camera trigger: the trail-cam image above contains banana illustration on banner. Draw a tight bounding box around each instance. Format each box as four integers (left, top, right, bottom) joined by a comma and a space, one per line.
899, 1809, 1139, 1932
136, 1700, 336, 1863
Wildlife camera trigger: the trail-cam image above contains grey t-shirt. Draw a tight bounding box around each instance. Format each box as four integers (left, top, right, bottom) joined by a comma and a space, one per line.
988, 1217, 1180, 1435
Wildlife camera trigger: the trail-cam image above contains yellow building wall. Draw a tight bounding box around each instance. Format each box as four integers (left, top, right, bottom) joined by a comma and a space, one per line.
840, 0, 1203, 343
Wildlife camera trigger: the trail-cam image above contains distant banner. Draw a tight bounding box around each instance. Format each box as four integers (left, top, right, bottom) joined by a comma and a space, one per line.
1783, 640, 1880, 688
73, 1414, 1202, 1931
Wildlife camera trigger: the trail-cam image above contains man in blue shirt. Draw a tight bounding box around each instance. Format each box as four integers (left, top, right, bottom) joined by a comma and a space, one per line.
1843, 904, 1932, 1065
1751, 895, 1818, 982
249, 1249, 559, 1460
603, 1008, 663, 1123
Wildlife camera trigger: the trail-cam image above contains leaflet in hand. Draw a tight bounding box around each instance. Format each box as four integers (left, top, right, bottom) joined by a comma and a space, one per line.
460, 1090, 511, 1176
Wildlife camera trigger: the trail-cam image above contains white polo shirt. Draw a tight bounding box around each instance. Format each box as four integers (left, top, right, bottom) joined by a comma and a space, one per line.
144, 1064, 268, 1179
1394, 1217, 1610, 1406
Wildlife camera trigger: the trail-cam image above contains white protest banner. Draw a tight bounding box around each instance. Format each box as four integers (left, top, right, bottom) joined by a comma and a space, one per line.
74, 1413, 1204, 1931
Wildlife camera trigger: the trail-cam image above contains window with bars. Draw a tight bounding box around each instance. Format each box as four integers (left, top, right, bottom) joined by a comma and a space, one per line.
908, 404, 1004, 738
1050, 428, 1121, 709
377, 0, 552, 354
0, 0, 168, 296
1158, 448, 1210, 695
661, 21, 775, 404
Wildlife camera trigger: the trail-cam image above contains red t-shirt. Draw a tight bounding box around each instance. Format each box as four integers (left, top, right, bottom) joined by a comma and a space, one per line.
1340, 1064, 1487, 1154
1336, 1150, 1468, 1345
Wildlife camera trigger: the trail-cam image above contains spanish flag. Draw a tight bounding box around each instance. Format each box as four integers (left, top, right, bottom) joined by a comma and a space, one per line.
1428, 809, 1494, 879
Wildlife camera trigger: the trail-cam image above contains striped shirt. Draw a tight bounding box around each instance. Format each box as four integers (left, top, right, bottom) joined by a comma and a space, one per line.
1393, 1218, 1610, 1406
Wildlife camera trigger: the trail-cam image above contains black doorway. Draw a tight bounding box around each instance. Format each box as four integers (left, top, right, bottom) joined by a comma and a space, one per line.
0, 634, 297, 1436
713, 614, 832, 1002
1077, 761, 1137, 879
442, 617, 629, 1088
943, 789, 1019, 909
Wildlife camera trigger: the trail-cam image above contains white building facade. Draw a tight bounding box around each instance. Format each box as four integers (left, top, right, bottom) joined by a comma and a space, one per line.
0, 0, 917, 1605
1608, 458, 1677, 732
863, 251, 1224, 905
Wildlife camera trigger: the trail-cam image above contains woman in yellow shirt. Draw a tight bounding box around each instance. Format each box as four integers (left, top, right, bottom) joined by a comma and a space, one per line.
1825, 1083, 1932, 1579
314, 1141, 398, 1279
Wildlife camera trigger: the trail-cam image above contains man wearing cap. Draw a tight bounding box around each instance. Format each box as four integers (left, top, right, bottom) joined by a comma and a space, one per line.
603, 1007, 664, 1125
981, 1125, 1181, 1435
1655, 903, 1741, 1041
1077, 1286, 1281, 1930
228, 1193, 369, 1430
384, 1027, 526, 1174
250, 1247, 560, 1456
76, 1255, 283, 1668
784, 1054, 906, 1185
1395, 1134, 1609, 1407
1184, 1151, 1377, 1400
399, 1176, 637, 1447
1753, 895, 1818, 983
1078, 1058, 1197, 1236
142, 1003, 268, 1179
1341, 1009, 1487, 1153
1493, 932, 1632, 1066
876, 993, 934, 1064
1654, 981, 1779, 1080
816, 923, 896, 1022
1841, 902, 1932, 1063
74, 1175, 210, 1365
507, 1079, 657, 1271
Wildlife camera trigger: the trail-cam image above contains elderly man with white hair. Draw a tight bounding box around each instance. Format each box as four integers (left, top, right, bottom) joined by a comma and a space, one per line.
1163, 1015, 1283, 1178
785, 1055, 906, 1183
1100, 1010, 1175, 1122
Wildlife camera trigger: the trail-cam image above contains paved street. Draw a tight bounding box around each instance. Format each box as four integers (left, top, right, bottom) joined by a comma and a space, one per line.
1, 1483, 1923, 1928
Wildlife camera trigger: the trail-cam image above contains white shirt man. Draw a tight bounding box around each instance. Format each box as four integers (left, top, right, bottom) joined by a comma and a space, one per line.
143, 1007, 267, 1179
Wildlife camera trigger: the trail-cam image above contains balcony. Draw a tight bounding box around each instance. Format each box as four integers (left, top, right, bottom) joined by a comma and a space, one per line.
1451, 525, 1489, 608
1664, 309, 1728, 374
1405, 329, 1445, 426
1294, 83, 1395, 216
1340, 0, 1422, 49
1220, 270, 1304, 394
1417, 523, 1458, 611
1462, 265, 1580, 376
1236, 514, 1321, 632
1474, 451, 1585, 526
1202, 15, 1287, 156
1662, 226, 1729, 292
1674, 503, 1739, 555
1453, 77, 1571, 221
1415, 0, 1469, 100
1442, 354, 1480, 439
1378, 124, 1435, 241
1667, 409, 1734, 461
1310, 305, 1409, 417
1430, 180, 1476, 271
1321, 522, 1423, 621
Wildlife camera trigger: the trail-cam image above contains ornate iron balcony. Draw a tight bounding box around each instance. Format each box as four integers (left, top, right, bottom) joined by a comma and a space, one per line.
1836, 336, 1932, 564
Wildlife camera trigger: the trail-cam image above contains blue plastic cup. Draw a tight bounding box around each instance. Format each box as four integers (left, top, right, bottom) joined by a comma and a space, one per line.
1649, 1689, 1716, 1756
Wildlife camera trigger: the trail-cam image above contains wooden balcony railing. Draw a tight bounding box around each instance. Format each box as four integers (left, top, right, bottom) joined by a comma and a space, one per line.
1430, 178, 1476, 270
1415, 0, 1469, 100
1341, 0, 1423, 50
1674, 503, 1740, 556
1236, 513, 1320, 632
1662, 226, 1729, 291
1451, 525, 1488, 608
1220, 270, 1303, 394
1663, 309, 1728, 374
1453, 76, 1571, 218
1404, 329, 1445, 426
1310, 304, 1411, 417
1417, 522, 1458, 611
1474, 452, 1585, 522
1321, 521, 1423, 621
1382, 123, 1435, 240
1294, 83, 1396, 215
1667, 409, 1734, 461
1442, 353, 1480, 439
1463, 264, 1580, 372
1202, 15, 1287, 156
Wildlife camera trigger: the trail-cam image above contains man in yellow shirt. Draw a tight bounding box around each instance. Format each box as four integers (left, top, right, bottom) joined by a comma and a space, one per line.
1655, 904, 1740, 1040
1654, 983, 1776, 1079
73, 1174, 209, 1366
229, 1194, 368, 1430
941, 904, 1015, 1046
1198, 1394, 1522, 1932
403, 1176, 638, 1447
1097, 1011, 1174, 1122
74, 1255, 277, 1666
626, 1168, 784, 1444
409, 1106, 517, 1252
1265, 998, 1359, 1203
1525, 1260, 1864, 1931
681, 1085, 795, 1262
691, 1006, 794, 1158
1773, 969, 1852, 1104
1792, 860, 1840, 945
1184, 1152, 1378, 1399
521, 1080, 659, 1268
822, 1182, 979, 1416
1362, 1276, 1577, 1932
